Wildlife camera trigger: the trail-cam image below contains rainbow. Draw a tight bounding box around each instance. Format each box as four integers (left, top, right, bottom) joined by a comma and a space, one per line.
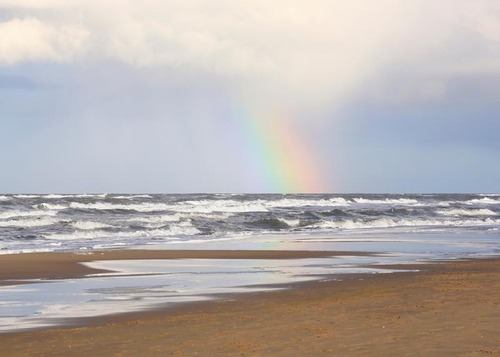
234, 105, 329, 193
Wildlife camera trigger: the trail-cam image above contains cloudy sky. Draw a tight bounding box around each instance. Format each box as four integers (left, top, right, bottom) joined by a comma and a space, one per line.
1, 0, 499, 193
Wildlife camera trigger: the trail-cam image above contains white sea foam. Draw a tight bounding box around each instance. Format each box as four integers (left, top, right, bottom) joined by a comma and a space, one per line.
0, 195, 9, 201
40, 194, 108, 199
126, 214, 184, 225
465, 197, 500, 205
49, 197, 347, 214
71, 194, 108, 198
439, 202, 451, 207
113, 195, 153, 199
175, 200, 269, 213
0, 210, 56, 220
45, 222, 201, 241
165, 221, 201, 236
35, 203, 67, 210
0, 217, 59, 228
265, 197, 350, 208
173, 197, 349, 213
44, 194, 108, 199
44, 194, 66, 199
353, 198, 419, 205
411, 202, 451, 207
0, 248, 55, 255
313, 217, 500, 231
15, 193, 108, 199
126, 213, 233, 229
69, 202, 173, 212
437, 208, 497, 217
72, 221, 114, 230
278, 218, 301, 227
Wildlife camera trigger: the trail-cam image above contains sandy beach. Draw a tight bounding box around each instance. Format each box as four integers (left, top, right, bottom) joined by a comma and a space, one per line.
0, 251, 499, 356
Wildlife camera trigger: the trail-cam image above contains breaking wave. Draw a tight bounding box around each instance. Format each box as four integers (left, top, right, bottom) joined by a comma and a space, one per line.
465, 197, 500, 205
0, 217, 60, 228
437, 208, 497, 217
0, 210, 56, 220
313, 217, 500, 231
44, 222, 201, 241
72, 221, 115, 230
353, 198, 419, 205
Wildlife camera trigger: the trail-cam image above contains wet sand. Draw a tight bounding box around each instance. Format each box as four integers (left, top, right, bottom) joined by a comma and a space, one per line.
0, 251, 499, 355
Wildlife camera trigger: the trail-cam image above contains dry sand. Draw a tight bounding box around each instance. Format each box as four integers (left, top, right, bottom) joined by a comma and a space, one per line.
0, 251, 499, 356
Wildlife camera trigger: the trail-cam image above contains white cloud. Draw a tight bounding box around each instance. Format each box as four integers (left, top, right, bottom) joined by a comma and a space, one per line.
0, 0, 69, 8
0, 17, 88, 64
0, 0, 499, 107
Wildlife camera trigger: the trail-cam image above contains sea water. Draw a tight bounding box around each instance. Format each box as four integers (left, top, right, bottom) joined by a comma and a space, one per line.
0, 193, 499, 254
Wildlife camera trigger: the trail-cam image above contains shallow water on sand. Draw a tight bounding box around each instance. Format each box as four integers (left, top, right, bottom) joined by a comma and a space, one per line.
0, 254, 410, 332
1, 230, 498, 333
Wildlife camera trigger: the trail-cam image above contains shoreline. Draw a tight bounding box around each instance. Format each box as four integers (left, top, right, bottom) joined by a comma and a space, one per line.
0, 249, 370, 283
0, 252, 499, 354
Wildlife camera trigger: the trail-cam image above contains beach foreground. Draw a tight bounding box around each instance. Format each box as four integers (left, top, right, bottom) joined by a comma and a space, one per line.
0, 252, 499, 356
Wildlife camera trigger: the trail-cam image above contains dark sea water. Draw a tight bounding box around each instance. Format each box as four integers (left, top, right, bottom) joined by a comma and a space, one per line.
1, 193, 499, 254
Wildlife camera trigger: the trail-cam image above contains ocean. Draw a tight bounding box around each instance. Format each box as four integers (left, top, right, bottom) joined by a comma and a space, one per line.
0, 193, 499, 254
